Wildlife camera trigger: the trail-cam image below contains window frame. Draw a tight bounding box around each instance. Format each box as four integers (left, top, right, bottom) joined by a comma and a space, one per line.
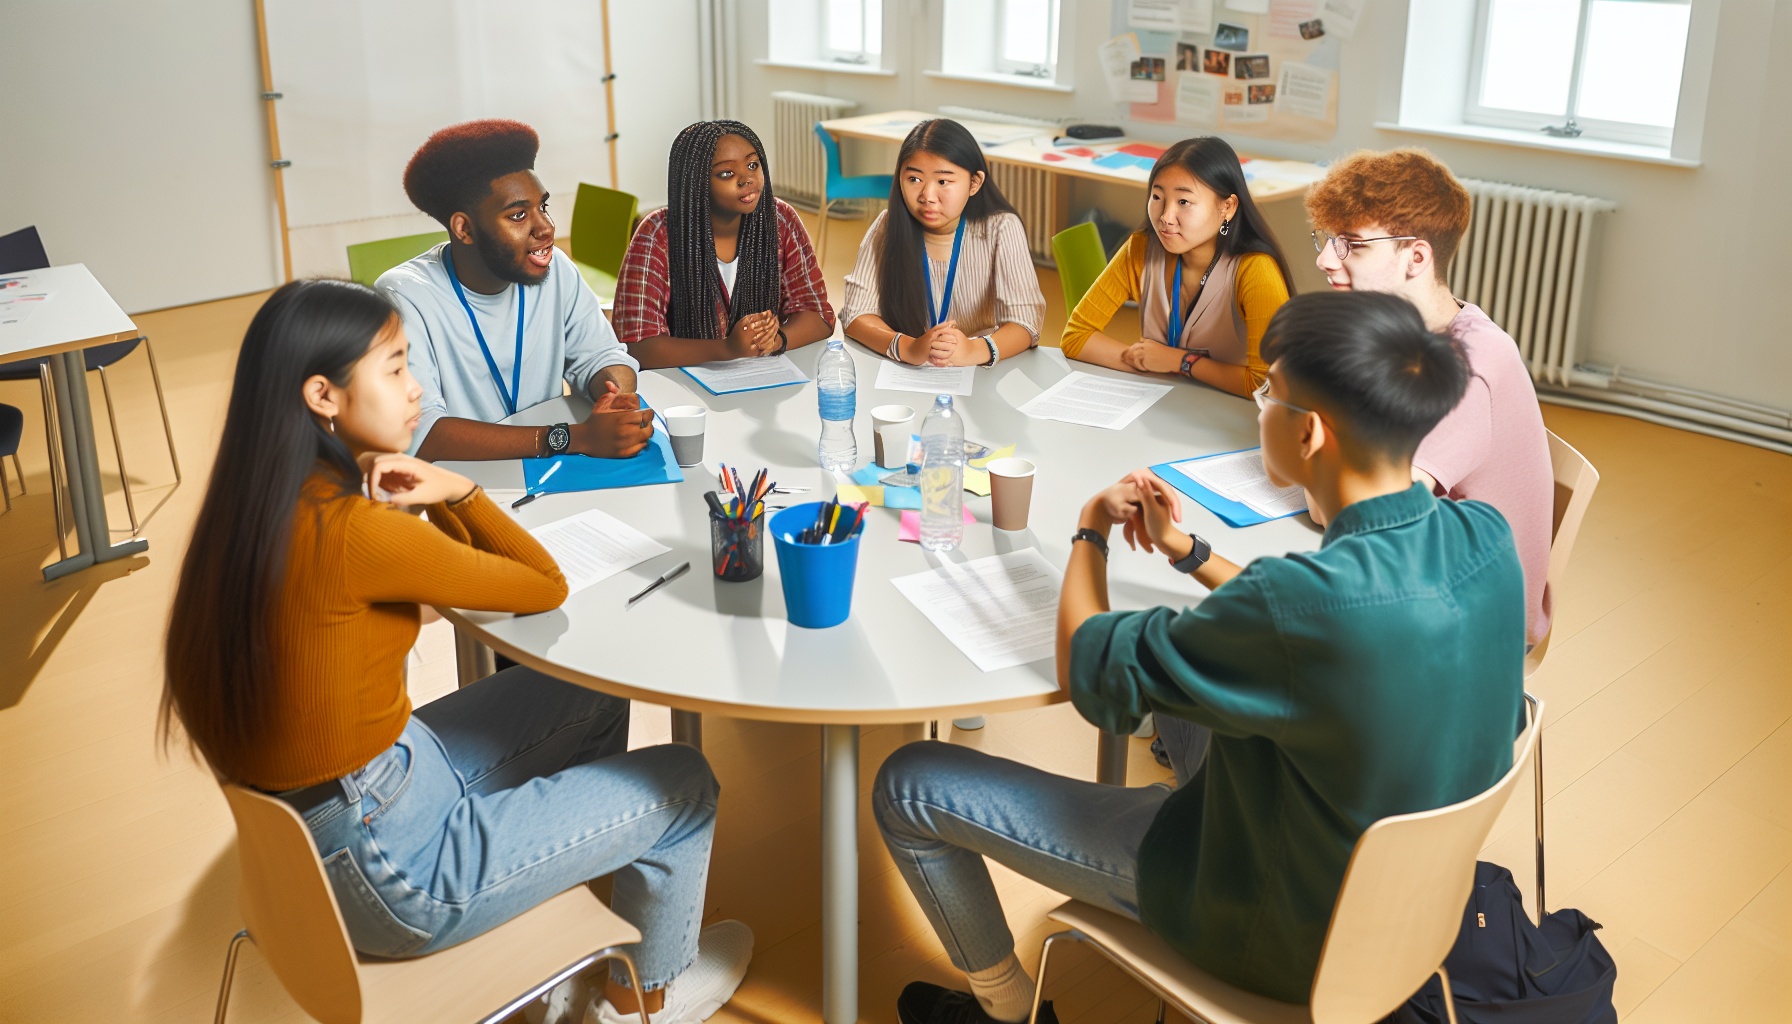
820, 0, 881, 66
991, 0, 1060, 79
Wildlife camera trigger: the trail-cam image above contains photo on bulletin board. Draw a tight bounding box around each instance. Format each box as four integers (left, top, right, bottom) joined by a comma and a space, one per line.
1203, 49, 1232, 75
1212, 22, 1250, 50
1176, 42, 1199, 69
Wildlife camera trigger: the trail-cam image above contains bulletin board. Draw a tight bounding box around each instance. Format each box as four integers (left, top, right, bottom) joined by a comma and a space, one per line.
1100, 0, 1363, 144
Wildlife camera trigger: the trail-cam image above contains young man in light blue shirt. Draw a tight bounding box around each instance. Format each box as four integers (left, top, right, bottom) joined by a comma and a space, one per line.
378, 119, 651, 462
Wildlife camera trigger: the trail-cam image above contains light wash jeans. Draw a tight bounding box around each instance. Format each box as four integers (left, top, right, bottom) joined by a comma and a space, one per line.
872, 722, 1209, 974
286, 667, 716, 989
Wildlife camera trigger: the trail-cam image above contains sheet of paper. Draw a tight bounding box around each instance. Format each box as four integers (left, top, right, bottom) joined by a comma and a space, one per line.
889, 547, 1062, 671
1175, 73, 1222, 126
681, 354, 809, 394
896, 506, 977, 542
1128, 0, 1181, 32
1171, 450, 1308, 518
1016, 371, 1173, 430
874, 360, 975, 397
962, 442, 1015, 497
1276, 61, 1331, 119
0, 275, 54, 328
1179, 0, 1215, 33
1099, 34, 1158, 103
528, 508, 672, 596
1316, 0, 1364, 38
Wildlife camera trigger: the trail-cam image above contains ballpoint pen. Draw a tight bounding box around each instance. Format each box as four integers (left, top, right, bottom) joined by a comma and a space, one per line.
512, 460, 563, 508
627, 561, 691, 607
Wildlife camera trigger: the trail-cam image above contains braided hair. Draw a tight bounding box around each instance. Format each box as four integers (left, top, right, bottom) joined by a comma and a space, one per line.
666, 120, 783, 340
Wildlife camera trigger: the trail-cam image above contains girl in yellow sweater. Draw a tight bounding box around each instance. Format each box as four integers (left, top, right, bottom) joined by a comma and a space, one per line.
1061, 137, 1294, 397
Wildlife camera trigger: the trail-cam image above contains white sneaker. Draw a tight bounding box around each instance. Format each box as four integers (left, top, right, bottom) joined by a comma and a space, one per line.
585, 919, 754, 1024
527, 972, 591, 1024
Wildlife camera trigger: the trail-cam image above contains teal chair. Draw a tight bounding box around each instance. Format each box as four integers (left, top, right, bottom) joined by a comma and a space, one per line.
1051, 222, 1109, 316
813, 122, 894, 271
569, 183, 639, 303
347, 231, 449, 288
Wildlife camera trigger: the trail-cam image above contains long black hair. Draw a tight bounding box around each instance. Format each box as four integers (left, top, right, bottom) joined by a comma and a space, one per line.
1144, 137, 1295, 293
666, 120, 782, 340
162, 279, 397, 773
877, 118, 1019, 337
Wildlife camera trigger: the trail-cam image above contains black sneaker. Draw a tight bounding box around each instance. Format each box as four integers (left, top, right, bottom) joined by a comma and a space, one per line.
895, 981, 1059, 1024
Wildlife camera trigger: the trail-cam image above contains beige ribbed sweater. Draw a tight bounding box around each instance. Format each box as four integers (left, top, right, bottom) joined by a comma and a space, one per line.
227, 475, 568, 791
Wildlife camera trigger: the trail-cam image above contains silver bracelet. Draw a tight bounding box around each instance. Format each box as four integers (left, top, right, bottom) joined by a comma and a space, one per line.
981, 335, 999, 368
886, 332, 906, 363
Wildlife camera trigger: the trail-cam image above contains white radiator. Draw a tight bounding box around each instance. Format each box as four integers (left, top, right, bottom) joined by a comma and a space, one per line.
771, 91, 859, 211
1449, 179, 1616, 387
988, 162, 1056, 265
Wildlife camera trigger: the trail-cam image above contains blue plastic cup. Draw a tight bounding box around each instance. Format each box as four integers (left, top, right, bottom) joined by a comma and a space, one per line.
771, 502, 867, 628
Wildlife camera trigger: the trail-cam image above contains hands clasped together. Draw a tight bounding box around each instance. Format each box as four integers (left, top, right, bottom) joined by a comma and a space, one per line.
1085, 469, 1198, 566
726, 311, 784, 359
1119, 340, 1187, 376
915, 318, 987, 367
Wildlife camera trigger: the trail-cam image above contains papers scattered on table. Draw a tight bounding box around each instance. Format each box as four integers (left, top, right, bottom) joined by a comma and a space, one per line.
889, 547, 1062, 671
1171, 449, 1307, 519
0, 275, 53, 328
1016, 371, 1172, 430
528, 508, 671, 596
681, 354, 809, 395
874, 360, 975, 397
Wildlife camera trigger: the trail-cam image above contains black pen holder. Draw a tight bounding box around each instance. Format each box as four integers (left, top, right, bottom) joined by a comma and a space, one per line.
710, 507, 765, 582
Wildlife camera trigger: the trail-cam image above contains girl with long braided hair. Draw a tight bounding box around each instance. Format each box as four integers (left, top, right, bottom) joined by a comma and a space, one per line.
614, 120, 835, 368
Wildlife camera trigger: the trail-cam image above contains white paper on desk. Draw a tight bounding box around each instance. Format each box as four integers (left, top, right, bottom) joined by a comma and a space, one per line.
682, 354, 809, 394
875, 360, 975, 397
890, 548, 1062, 671
1017, 371, 1172, 430
1316, 0, 1364, 38
1099, 34, 1158, 103
529, 508, 671, 596
1175, 73, 1221, 127
1276, 62, 1332, 119
1171, 449, 1308, 518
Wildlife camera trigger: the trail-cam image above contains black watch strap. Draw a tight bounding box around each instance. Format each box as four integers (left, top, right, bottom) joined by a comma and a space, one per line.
1072, 527, 1109, 560
1170, 533, 1211, 574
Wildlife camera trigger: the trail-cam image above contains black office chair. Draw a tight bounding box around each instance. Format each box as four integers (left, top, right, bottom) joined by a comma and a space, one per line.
0, 225, 180, 536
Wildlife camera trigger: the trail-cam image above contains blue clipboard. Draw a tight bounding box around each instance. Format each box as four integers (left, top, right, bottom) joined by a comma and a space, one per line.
522, 422, 684, 494
1152, 448, 1306, 528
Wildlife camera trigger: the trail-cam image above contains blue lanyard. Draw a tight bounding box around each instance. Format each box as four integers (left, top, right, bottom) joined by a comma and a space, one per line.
923, 216, 967, 328
1167, 252, 1219, 345
445, 249, 525, 416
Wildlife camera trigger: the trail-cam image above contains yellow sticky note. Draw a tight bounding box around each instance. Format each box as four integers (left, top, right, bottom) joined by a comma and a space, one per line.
836, 482, 884, 507
969, 444, 1016, 469
964, 468, 992, 497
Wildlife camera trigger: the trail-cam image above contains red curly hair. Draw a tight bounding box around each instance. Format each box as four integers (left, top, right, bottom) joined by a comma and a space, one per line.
402, 119, 540, 227
1305, 148, 1470, 281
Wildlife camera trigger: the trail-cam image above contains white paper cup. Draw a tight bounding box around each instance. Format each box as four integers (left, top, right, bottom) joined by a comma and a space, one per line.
871, 404, 915, 468
663, 405, 708, 467
985, 457, 1037, 531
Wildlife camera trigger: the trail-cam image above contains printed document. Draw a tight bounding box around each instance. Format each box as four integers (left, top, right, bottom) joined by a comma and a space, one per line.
890, 547, 1062, 671
875, 360, 975, 397
682, 354, 809, 394
0, 274, 53, 328
1017, 371, 1172, 429
529, 508, 671, 596
1170, 449, 1307, 518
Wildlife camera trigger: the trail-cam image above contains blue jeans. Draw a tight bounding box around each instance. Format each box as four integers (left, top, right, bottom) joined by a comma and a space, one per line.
1154, 714, 1212, 787
288, 667, 716, 989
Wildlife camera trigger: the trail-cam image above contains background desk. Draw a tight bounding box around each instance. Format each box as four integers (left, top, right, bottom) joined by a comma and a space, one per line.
441, 344, 1319, 1024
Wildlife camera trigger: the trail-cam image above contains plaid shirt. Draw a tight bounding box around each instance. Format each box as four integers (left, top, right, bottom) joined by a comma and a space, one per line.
612, 197, 836, 344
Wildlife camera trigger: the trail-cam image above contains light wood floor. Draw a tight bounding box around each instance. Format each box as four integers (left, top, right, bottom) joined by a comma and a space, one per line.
1, 210, 1786, 1023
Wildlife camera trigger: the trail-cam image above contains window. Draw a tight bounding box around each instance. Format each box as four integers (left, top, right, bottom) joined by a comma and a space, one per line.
1468, 0, 1692, 146
823, 0, 881, 65
994, 0, 1060, 78
936, 0, 1068, 88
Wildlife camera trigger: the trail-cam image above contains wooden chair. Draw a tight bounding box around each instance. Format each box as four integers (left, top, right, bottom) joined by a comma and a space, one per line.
1027, 698, 1545, 1024
214, 783, 650, 1024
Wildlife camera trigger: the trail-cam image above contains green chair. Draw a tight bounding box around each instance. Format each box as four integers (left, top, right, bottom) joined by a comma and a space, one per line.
346, 231, 449, 288
569, 183, 639, 302
1051, 222, 1108, 315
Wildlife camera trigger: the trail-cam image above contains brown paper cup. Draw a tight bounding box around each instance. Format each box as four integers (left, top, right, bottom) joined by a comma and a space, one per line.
985, 458, 1036, 531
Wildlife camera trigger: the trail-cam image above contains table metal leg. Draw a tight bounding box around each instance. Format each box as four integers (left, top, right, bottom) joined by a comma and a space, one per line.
1096, 730, 1128, 786
453, 625, 495, 687
821, 724, 859, 1024
671, 710, 703, 749
43, 350, 147, 581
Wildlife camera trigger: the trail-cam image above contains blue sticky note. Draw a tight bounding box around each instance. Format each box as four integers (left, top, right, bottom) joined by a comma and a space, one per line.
522, 425, 683, 493
850, 464, 885, 486
883, 485, 922, 510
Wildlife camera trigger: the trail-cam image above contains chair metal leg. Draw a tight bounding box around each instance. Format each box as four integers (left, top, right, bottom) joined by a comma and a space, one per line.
1155, 997, 1167, 1024
614, 948, 652, 1024
1029, 930, 1079, 1024
214, 929, 251, 1024
2, 455, 11, 510
142, 336, 182, 482
38, 364, 69, 560
1524, 691, 1545, 917
11, 453, 23, 492
97, 364, 139, 533
1436, 965, 1461, 1024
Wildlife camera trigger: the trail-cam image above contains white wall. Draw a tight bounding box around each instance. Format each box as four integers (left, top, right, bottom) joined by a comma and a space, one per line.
611, 0, 706, 211
730, 0, 1792, 411
0, 0, 281, 314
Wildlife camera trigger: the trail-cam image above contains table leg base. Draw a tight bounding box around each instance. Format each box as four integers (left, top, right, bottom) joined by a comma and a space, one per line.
40, 537, 147, 582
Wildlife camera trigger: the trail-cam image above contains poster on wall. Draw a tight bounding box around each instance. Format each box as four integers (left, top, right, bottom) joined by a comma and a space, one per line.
1104, 0, 1349, 144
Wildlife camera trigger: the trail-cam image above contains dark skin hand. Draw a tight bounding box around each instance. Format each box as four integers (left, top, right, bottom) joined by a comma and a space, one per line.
629, 133, 832, 370
412, 169, 651, 462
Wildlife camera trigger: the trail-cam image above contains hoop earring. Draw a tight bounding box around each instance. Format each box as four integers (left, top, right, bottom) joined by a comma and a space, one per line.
1219, 218, 1230, 237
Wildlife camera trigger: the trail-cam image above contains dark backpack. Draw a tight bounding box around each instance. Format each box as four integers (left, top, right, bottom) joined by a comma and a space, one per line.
1389, 862, 1617, 1024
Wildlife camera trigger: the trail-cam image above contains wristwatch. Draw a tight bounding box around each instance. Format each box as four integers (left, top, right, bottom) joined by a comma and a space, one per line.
1179, 350, 1205, 377
544, 422, 571, 456
1072, 527, 1110, 560
1169, 533, 1211, 574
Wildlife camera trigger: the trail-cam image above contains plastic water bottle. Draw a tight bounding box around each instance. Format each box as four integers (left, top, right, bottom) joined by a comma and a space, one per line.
919, 394, 965, 551
816, 338, 857, 471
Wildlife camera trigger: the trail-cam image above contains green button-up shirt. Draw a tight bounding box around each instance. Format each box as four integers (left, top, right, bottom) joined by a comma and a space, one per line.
1070, 483, 1525, 1004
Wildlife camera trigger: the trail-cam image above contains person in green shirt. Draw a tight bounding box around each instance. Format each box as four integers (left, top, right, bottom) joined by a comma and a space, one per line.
875, 290, 1526, 1024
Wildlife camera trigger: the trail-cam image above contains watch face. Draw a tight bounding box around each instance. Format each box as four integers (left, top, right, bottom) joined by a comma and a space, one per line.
548, 425, 570, 451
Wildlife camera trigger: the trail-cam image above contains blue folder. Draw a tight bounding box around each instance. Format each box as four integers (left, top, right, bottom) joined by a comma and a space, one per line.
522, 423, 684, 494
1152, 449, 1306, 528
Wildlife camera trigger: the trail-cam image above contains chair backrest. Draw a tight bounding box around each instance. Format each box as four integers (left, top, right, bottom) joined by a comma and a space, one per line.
570, 183, 640, 279
1051, 223, 1108, 315
1308, 698, 1545, 1024
813, 122, 847, 190
346, 231, 450, 289
1526, 430, 1600, 671
0, 225, 51, 274
221, 783, 365, 1024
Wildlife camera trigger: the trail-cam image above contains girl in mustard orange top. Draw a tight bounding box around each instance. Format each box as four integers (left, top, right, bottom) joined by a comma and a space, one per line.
162, 280, 751, 1023
1062, 137, 1294, 396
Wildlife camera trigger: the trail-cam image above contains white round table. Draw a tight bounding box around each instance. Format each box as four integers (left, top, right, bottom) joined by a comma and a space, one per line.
439, 343, 1319, 1023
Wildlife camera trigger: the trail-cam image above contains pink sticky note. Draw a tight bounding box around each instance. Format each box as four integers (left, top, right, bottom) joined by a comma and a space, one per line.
898, 507, 978, 542
1041, 152, 1066, 162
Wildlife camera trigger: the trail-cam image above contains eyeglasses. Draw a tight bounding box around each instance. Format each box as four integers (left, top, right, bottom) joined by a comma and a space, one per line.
1254, 380, 1313, 416
1311, 230, 1419, 262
